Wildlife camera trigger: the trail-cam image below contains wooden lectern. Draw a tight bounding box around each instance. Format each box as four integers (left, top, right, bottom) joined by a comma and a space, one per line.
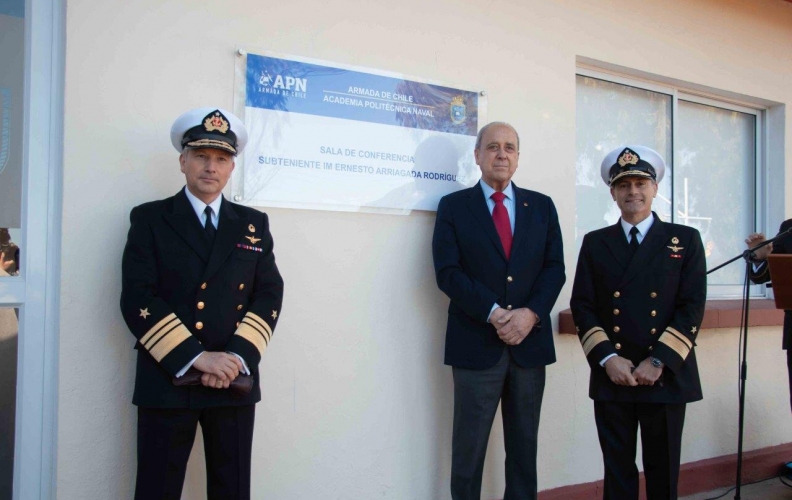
766, 254, 792, 309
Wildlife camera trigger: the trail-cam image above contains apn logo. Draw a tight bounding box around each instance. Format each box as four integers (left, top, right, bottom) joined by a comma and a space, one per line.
259, 72, 307, 92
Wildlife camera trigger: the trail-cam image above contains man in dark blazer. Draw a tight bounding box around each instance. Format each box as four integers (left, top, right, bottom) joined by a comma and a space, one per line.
120, 107, 284, 500
432, 122, 565, 500
571, 146, 706, 500
746, 220, 792, 411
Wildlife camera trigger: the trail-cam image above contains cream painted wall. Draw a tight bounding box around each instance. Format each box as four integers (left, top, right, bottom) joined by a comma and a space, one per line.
58, 0, 792, 499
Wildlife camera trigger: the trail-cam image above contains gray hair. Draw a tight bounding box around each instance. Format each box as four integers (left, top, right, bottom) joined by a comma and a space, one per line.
475, 121, 520, 151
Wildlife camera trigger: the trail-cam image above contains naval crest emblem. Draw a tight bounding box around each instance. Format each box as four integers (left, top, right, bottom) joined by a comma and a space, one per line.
450, 96, 467, 125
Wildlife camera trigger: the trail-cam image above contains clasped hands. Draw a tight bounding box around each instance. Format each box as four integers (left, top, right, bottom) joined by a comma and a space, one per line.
604, 356, 662, 387
490, 307, 538, 345
193, 351, 244, 389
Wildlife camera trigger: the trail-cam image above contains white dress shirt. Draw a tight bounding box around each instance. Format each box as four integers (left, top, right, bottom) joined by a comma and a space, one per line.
184, 186, 222, 229
619, 215, 654, 245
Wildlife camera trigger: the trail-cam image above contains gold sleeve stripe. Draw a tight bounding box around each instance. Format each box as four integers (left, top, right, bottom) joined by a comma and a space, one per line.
580, 327, 603, 345
241, 318, 271, 344
148, 324, 192, 362
659, 331, 691, 360
140, 313, 179, 347
235, 322, 268, 356
244, 312, 273, 340
581, 329, 610, 356
666, 327, 693, 349
143, 323, 180, 352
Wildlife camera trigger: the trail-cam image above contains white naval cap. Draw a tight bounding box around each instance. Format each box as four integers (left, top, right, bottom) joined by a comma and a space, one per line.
600, 145, 666, 186
170, 107, 248, 155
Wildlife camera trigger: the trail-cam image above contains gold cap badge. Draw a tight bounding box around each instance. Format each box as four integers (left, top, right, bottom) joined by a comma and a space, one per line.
204, 111, 229, 133
617, 149, 640, 167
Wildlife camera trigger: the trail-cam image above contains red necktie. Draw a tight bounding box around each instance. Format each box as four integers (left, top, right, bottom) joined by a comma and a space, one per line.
491, 192, 512, 259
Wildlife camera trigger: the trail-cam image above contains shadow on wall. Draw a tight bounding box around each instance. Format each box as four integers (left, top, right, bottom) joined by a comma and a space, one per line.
369, 135, 471, 211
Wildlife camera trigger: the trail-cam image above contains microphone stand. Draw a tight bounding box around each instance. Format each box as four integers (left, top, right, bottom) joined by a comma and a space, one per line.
707, 227, 792, 499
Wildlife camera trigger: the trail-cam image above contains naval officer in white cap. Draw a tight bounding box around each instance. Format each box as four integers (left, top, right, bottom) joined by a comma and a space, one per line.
120, 107, 284, 500
570, 146, 706, 500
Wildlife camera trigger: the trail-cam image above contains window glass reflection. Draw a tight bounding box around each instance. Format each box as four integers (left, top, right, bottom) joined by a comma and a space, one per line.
0, 0, 25, 278
677, 101, 755, 287
575, 75, 673, 254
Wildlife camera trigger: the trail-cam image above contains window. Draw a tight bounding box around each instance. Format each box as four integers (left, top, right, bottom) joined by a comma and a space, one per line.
0, 0, 65, 497
575, 70, 763, 298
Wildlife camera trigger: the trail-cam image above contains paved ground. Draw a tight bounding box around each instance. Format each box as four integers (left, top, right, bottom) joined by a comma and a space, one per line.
681, 476, 792, 499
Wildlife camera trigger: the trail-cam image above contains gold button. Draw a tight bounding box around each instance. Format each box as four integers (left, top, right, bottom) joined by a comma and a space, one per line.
613, 291, 620, 298
651, 310, 657, 317
236, 321, 240, 328
615, 343, 622, 350
197, 301, 205, 310
237, 304, 243, 311
238, 284, 245, 290
200, 282, 207, 290
506, 305, 512, 310
613, 309, 620, 315
507, 276, 513, 283
650, 292, 657, 298
648, 346, 654, 351
195, 321, 204, 330
613, 326, 620, 333
651, 328, 657, 335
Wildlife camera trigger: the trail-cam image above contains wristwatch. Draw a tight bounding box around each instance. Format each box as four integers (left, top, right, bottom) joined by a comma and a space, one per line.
649, 356, 664, 368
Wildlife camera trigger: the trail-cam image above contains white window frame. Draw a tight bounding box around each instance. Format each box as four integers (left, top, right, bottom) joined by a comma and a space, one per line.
576, 66, 768, 299
0, 0, 65, 498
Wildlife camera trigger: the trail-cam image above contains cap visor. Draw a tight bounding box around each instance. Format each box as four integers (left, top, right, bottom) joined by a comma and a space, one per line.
185, 139, 237, 155
609, 170, 655, 186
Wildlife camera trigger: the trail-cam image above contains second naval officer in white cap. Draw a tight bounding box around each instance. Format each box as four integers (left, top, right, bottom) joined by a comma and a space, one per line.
570, 146, 706, 500
120, 107, 284, 500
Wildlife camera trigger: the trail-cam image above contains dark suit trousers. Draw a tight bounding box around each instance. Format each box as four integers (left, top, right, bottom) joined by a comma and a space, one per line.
594, 401, 686, 500
451, 349, 546, 500
135, 405, 255, 500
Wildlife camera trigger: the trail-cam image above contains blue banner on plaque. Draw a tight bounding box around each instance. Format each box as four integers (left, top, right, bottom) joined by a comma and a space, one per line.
246, 54, 478, 137
235, 52, 486, 213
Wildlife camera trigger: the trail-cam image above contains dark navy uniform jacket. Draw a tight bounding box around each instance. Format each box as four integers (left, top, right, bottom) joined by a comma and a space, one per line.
571, 214, 706, 404
750, 218, 792, 350
432, 182, 566, 370
120, 188, 284, 408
